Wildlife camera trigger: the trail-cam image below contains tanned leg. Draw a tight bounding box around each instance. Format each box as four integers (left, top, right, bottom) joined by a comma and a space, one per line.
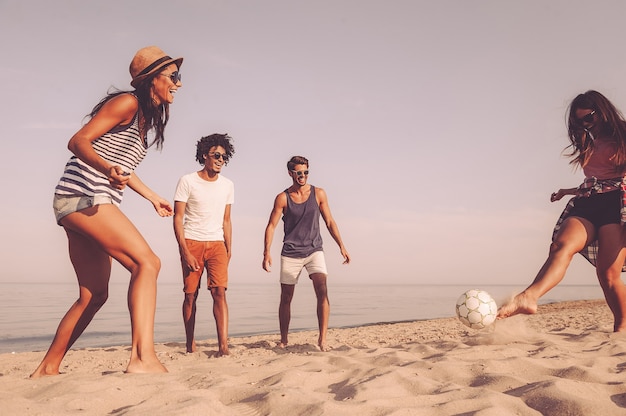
30, 229, 111, 378
211, 287, 229, 356
595, 223, 626, 332
58, 205, 166, 374
498, 216, 594, 319
279, 284, 295, 347
311, 273, 330, 351
182, 290, 199, 353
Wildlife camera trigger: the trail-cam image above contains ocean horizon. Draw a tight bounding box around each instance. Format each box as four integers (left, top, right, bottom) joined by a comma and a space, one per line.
0, 281, 605, 354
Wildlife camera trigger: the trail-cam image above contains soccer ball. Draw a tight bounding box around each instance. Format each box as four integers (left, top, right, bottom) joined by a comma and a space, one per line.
455, 289, 498, 329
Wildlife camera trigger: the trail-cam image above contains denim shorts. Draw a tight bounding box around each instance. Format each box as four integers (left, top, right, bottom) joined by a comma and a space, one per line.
52, 193, 113, 225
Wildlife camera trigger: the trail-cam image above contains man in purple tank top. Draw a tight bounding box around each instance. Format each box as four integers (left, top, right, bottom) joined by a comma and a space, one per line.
263, 156, 350, 351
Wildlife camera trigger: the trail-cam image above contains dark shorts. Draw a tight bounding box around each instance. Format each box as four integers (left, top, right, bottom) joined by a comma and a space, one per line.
570, 190, 621, 228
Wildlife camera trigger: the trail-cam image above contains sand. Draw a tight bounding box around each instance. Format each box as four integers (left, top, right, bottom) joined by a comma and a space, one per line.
1, 299, 625, 415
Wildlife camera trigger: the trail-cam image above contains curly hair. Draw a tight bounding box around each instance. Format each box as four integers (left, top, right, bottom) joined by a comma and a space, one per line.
287, 155, 309, 171
566, 90, 626, 170
195, 133, 235, 165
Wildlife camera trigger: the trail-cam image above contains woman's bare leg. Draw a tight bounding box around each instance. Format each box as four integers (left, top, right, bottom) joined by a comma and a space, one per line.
34, 204, 167, 376
30, 230, 111, 378
595, 224, 626, 332
498, 216, 594, 319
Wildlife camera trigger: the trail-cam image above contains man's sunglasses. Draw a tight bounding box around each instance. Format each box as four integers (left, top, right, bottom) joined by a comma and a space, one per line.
291, 170, 309, 177
578, 110, 595, 124
208, 152, 228, 161
159, 71, 182, 84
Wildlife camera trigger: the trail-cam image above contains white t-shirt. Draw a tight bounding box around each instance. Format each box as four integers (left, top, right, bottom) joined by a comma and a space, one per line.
174, 172, 234, 241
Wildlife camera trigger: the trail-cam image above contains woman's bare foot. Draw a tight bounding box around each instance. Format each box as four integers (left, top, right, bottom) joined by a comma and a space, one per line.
30, 363, 60, 379
186, 340, 197, 354
497, 292, 538, 319
125, 356, 168, 374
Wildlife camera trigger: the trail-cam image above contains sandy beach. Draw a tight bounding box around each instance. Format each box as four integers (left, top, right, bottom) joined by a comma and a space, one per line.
1, 299, 625, 415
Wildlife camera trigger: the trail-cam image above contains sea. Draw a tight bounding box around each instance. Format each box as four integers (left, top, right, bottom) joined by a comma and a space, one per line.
0, 281, 605, 354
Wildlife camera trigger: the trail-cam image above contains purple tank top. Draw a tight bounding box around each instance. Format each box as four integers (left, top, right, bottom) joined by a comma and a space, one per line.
281, 185, 323, 258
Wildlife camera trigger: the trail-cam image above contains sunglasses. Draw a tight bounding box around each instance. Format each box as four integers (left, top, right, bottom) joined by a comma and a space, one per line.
159, 71, 182, 84
291, 170, 309, 177
208, 152, 228, 161
578, 110, 595, 124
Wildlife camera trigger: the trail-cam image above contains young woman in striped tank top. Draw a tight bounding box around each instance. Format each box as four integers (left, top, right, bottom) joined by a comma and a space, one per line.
31, 46, 183, 377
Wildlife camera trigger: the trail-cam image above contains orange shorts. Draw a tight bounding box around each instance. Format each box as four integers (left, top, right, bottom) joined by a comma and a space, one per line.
182, 239, 229, 293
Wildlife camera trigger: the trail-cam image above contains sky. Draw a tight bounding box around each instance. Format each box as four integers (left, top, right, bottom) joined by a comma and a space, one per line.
2, 0, 626, 289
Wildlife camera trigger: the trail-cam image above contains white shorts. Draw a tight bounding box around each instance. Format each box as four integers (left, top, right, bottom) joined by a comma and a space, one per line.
280, 251, 327, 285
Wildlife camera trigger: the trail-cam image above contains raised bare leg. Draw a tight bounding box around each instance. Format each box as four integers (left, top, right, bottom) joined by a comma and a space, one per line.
498, 216, 593, 319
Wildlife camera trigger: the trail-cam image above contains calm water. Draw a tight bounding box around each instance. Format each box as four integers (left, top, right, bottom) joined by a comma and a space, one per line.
0, 281, 605, 354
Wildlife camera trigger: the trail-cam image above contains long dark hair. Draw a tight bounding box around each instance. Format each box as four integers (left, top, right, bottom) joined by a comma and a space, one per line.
566, 90, 626, 170
86, 69, 174, 150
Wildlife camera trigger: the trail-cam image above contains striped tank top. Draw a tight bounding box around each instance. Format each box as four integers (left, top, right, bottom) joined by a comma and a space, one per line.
281, 185, 324, 258
54, 106, 147, 206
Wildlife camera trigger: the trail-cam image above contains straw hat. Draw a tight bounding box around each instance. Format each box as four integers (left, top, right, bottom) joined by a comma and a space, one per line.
129, 46, 183, 88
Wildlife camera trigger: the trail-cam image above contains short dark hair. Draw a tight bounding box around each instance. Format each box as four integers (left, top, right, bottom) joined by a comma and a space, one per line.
287, 155, 308, 171
195, 133, 235, 165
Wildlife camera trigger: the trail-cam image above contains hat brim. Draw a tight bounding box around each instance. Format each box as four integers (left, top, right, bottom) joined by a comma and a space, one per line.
130, 57, 183, 88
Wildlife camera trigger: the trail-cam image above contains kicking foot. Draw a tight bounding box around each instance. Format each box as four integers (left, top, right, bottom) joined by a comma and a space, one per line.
497, 292, 538, 319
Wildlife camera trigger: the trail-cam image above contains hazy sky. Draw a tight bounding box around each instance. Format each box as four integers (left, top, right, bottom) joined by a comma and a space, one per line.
2, 0, 626, 288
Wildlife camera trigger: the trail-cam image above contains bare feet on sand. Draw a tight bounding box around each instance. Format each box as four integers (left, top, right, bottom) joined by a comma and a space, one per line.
497, 292, 538, 319
31, 354, 168, 377
125, 357, 168, 374
318, 335, 330, 352
30, 364, 60, 379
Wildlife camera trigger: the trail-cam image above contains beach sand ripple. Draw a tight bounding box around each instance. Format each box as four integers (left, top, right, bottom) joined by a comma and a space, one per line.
1, 300, 625, 415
